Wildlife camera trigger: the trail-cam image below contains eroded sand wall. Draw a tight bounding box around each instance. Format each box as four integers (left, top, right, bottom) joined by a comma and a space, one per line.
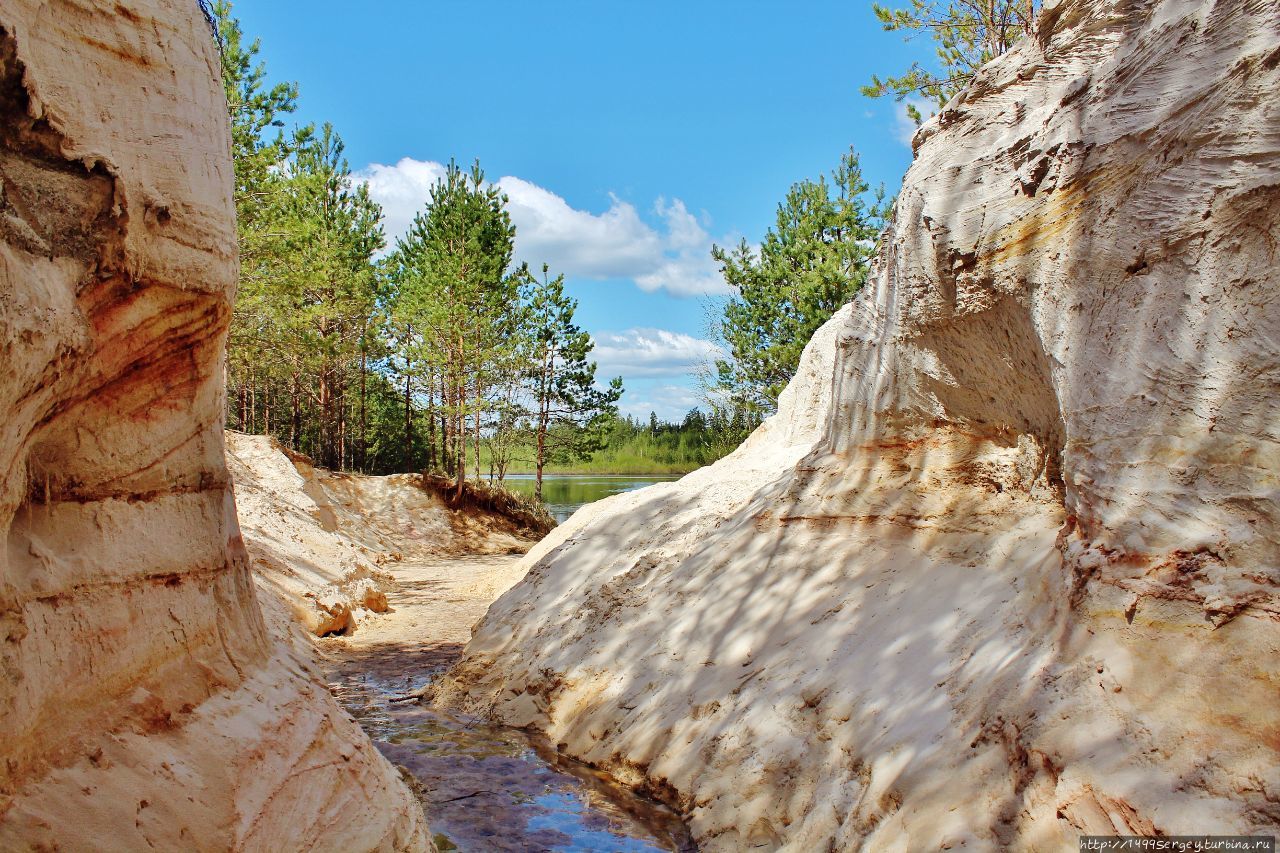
0, 3, 428, 848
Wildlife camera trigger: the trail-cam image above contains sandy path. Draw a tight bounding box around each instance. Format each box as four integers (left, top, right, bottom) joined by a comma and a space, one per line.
317, 554, 525, 687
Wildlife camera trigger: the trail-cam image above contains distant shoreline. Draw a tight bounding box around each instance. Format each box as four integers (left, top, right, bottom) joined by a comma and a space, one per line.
493, 470, 692, 479
500, 472, 688, 479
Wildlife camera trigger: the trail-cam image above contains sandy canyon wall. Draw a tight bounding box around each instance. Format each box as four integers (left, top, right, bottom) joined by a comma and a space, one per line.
436, 0, 1280, 848
0, 3, 427, 849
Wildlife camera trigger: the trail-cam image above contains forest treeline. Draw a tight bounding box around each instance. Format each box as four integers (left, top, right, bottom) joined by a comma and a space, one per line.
215, 0, 1037, 491
483, 407, 759, 476
215, 4, 627, 497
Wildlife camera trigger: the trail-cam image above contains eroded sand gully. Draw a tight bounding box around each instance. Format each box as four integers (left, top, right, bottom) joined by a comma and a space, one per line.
228, 433, 695, 849
316, 554, 696, 852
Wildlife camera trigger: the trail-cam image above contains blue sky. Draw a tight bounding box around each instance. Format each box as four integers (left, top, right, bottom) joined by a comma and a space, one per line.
232, 1, 928, 420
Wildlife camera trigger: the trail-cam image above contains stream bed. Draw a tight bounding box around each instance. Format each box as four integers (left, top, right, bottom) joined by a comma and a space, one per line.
324, 659, 696, 852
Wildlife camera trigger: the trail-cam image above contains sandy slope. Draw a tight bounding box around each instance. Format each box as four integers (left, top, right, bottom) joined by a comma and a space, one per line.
227, 431, 532, 638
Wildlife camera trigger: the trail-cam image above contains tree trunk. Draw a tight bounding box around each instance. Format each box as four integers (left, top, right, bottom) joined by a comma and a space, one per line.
535, 435, 545, 501
290, 371, 301, 451
440, 412, 449, 474
358, 347, 368, 472
473, 378, 482, 482
453, 347, 466, 503
534, 349, 553, 502
440, 374, 452, 478
438, 367, 448, 473
426, 373, 437, 472
535, 403, 548, 502
987, 0, 999, 55
337, 381, 346, 470
318, 363, 331, 467
403, 364, 414, 473
453, 405, 465, 502
453, 406, 465, 502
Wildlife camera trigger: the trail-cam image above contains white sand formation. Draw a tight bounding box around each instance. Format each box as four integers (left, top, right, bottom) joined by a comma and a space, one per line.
227, 431, 533, 637
435, 0, 1280, 848
0, 3, 428, 848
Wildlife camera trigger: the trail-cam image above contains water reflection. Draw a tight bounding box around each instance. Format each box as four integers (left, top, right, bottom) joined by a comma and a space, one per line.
501, 475, 682, 523
326, 666, 695, 852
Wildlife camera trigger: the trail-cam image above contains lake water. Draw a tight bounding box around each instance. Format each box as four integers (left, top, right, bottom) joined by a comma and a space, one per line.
501, 475, 683, 523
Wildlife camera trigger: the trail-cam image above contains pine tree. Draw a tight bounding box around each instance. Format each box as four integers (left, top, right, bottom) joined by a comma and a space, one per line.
279, 124, 385, 468
386, 161, 521, 497
211, 0, 299, 239
523, 265, 623, 500
213, 0, 305, 440
711, 147, 885, 415
862, 0, 1039, 121
215, 1, 388, 469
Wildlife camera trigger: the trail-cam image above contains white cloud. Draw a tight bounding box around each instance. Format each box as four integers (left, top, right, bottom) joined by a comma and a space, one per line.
630, 197, 729, 296
354, 158, 733, 297
894, 97, 937, 147
499, 177, 662, 279
654, 197, 706, 250
356, 158, 448, 246
591, 328, 723, 379
618, 383, 705, 422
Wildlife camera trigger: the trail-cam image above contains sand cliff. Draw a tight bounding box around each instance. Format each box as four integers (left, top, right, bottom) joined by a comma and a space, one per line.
436, 0, 1280, 848
0, 3, 428, 849
227, 431, 535, 638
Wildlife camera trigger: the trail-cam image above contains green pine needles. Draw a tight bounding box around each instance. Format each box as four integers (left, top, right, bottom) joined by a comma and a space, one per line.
710, 148, 888, 418
862, 0, 1039, 121
707, 1, 1041, 418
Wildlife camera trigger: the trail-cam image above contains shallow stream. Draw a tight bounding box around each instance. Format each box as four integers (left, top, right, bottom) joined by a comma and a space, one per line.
324, 661, 696, 852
